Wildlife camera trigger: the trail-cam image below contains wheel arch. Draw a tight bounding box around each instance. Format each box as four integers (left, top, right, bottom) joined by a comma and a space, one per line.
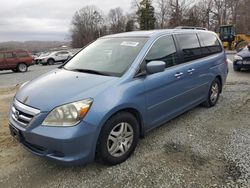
215, 75, 222, 93
47, 58, 55, 62
94, 106, 145, 162
17, 62, 27, 66
100, 107, 145, 138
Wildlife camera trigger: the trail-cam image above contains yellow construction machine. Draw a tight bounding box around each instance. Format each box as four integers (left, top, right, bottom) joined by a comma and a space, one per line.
218, 25, 250, 51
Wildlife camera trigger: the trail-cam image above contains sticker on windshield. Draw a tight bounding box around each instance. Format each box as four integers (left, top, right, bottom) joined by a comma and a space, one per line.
121, 41, 139, 47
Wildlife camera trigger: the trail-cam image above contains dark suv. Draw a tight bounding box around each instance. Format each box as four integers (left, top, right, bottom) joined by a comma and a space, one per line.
0, 50, 33, 72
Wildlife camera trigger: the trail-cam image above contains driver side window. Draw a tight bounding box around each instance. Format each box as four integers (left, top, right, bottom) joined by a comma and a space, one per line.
145, 35, 178, 68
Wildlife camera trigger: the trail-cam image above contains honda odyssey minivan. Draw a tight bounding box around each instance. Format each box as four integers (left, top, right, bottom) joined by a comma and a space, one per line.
9, 29, 228, 165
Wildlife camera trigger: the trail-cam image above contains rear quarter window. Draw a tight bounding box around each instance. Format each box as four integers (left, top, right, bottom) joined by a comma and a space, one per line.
17, 52, 29, 57
176, 34, 202, 62
5, 52, 15, 58
0, 52, 4, 59
197, 32, 222, 56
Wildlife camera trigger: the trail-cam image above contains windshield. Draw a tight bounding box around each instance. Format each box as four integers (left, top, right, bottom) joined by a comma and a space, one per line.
64, 37, 148, 77
40, 52, 51, 57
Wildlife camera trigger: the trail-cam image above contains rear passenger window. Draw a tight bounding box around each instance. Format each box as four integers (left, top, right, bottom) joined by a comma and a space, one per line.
17, 52, 29, 57
198, 32, 222, 56
145, 35, 178, 68
5, 52, 14, 58
176, 34, 202, 62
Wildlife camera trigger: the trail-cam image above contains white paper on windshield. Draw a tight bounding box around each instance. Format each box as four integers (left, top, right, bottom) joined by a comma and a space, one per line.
121, 41, 139, 47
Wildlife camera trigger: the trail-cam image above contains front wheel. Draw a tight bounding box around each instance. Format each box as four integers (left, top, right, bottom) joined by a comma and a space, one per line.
47, 59, 54, 65
17, 63, 28, 72
203, 78, 221, 107
12, 69, 18, 72
97, 112, 139, 165
233, 65, 241, 72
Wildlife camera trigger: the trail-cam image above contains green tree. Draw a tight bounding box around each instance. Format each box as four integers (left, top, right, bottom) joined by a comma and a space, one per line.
136, 0, 156, 30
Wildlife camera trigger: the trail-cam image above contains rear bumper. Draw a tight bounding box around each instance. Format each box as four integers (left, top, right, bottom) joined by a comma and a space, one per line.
9, 115, 98, 165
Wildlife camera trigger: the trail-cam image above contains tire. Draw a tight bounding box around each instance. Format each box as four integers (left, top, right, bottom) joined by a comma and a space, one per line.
97, 112, 139, 165
47, 59, 55, 65
12, 69, 18, 72
233, 65, 241, 72
202, 78, 221, 107
17, 63, 28, 72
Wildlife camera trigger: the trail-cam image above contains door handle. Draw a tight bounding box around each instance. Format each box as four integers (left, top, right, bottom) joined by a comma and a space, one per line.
187, 68, 195, 74
174, 72, 184, 78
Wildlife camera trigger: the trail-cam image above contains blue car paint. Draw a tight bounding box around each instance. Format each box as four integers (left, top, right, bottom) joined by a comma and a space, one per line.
9, 30, 228, 165
233, 47, 250, 70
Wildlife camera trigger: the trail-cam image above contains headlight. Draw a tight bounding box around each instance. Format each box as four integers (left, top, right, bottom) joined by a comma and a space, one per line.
42, 99, 93, 126
234, 55, 243, 61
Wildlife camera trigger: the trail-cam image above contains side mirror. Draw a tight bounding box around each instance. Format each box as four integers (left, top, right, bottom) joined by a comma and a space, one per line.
146, 61, 165, 74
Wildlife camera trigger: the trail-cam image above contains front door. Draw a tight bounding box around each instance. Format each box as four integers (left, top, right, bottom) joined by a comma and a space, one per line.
142, 35, 198, 130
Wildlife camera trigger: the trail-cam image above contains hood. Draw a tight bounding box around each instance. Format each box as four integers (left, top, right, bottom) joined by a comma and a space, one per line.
36, 56, 49, 60
238, 48, 250, 59
15, 69, 118, 111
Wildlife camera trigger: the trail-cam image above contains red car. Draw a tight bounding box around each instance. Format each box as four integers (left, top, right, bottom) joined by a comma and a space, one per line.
0, 50, 33, 72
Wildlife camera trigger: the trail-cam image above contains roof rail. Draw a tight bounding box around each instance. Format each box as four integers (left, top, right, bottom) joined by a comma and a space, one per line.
175, 26, 207, 30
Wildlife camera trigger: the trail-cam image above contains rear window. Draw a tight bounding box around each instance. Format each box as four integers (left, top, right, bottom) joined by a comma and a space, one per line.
17, 51, 29, 57
60, 52, 69, 54
176, 34, 202, 62
197, 32, 222, 56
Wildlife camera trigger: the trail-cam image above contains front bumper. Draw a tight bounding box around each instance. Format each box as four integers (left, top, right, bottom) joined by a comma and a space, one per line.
233, 60, 250, 69
9, 108, 98, 165
36, 59, 47, 64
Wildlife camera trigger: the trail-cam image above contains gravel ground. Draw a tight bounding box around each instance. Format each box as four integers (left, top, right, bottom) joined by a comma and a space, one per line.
0, 54, 250, 187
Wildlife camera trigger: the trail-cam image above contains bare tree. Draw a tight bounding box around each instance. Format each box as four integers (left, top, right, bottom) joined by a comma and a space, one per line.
197, 0, 214, 29
155, 0, 170, 28
236, 0, 250, 34
108, 7, 126, 34
211, 0, 230, 27
71, 6, 104, 48
182, 5, 202, 27
168, 0, 193, 27
227, 0, 242, 26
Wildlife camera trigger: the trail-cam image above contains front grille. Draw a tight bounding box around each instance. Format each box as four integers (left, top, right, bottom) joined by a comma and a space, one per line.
11, 99, 40, 127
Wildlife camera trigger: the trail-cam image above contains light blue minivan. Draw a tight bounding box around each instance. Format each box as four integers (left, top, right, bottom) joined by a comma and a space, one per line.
9, 29, 228, 165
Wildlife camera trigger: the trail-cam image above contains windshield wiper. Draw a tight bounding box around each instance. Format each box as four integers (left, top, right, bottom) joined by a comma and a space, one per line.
68, 68, 111, 76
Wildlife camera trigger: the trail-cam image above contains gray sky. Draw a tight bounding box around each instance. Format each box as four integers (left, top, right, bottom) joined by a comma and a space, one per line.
0, 0, 132, 42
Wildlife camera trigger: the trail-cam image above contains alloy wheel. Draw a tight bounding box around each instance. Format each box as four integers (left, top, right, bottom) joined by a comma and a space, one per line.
210, 82, 219, 103
18, 64, 27, 72
107, 122, 134, 157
